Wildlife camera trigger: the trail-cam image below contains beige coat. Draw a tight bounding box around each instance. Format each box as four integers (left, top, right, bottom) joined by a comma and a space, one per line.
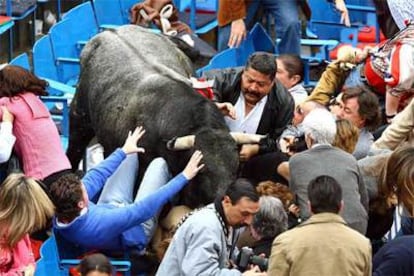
268, 213, 372, 276
373, 98, 414, 150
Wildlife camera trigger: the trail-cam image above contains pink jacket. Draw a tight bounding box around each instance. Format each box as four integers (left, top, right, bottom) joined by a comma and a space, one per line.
0, 234, 35, 275
0, 93, 71, 180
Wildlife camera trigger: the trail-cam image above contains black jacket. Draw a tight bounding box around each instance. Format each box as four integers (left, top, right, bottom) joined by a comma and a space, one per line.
204, 67, 294, 154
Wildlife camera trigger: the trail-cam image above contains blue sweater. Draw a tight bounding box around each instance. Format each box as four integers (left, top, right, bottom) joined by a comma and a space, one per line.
53, 149, 188, 251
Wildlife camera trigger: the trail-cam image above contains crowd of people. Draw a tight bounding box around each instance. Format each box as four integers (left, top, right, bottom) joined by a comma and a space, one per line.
0, 0, 414, 275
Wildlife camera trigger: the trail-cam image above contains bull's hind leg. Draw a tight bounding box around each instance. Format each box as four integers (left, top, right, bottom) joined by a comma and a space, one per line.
66, 93, 95, 171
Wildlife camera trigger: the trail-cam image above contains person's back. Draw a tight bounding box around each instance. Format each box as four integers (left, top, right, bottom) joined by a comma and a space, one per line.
268, 175, 372, 276
0, 65, 71, 181
270, 213, 371, 275
289, 109, 368, 234
290, 145, 368, 231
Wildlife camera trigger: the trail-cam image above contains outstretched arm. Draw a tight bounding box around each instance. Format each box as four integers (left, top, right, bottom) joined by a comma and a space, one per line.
121, 126, 146, 155
95, 151, 205, 233
83, 126, 146, 198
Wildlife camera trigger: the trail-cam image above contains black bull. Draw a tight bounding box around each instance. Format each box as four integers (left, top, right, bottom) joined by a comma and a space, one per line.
67, 25, 239, 208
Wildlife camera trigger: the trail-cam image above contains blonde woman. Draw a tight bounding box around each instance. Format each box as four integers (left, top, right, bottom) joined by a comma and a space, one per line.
379, 146, 414, 218
0, 173, 54, 275
333, 119, 360, 154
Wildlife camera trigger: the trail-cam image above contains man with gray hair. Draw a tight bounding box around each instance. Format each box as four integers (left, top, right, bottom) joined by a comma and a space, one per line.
249, 196, 288, 257
289, 108, 369, 234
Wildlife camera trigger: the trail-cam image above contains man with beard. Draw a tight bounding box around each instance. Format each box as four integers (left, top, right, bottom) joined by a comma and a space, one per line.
156, 178, 266, 275
204, 52, 294, 183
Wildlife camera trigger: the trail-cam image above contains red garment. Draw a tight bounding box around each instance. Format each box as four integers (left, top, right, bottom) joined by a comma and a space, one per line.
0, 93, 71, 180
0, 235, 35, 275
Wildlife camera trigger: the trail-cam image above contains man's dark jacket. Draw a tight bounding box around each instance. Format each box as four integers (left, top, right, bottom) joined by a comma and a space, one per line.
204, 67, 294, 154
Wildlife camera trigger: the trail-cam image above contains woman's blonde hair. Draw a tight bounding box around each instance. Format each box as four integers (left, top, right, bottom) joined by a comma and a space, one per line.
0, 173, 54, 247
379, 146, 414, 216
333, 119, 359, 153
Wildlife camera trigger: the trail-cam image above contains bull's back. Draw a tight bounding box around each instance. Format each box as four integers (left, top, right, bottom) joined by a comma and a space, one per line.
77, 25, 195, 149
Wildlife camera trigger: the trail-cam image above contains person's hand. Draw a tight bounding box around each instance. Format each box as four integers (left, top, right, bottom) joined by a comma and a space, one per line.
242, 265, 267, 275
1, 106, 14, 123
279, 135, 295, 153
121, 126, 146, 155
228, 19, 247, 48
335, 0, 350, 27
216, 102, 236, 119
288, 203, 300, 217
386, 193, 398, 208
239, 144, 259, 162
182, 150, 205, 180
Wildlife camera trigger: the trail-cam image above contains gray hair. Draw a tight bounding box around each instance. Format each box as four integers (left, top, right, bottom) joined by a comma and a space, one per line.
302, 108, 337, 145
252, 196, 288, 239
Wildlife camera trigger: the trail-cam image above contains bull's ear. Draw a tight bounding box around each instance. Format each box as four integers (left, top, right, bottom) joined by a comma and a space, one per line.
230, 132, 265, 144
166, 135, 195, 151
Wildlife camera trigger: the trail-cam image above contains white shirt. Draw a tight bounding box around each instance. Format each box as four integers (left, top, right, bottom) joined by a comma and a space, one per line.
289, 84, 308, 105
225, 93, 268, 134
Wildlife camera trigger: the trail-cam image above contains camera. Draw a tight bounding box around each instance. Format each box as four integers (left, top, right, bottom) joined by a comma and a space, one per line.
236, 247, 268, 272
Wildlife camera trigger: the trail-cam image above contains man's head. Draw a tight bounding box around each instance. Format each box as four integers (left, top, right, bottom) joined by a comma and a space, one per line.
222, 178, 260, 228
241, 52, 276, 106
250, 196, 287, 240
49, 173, 89, 223
308, 175, 343, 215
337, 87, 381, 131
302, 108, 337, 147
293, 100, 325, 126
276, 54, 304, 89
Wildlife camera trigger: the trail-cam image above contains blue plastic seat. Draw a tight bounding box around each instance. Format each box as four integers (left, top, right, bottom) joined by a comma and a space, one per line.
197, 23, 275, 76
50, 1, 98, 63
92, 0, 124, 30
35, 235, 66, 276
36, 232, 131, 276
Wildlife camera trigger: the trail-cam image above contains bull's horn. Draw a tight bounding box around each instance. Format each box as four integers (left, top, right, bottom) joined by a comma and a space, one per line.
166, 135, 195, 151
230, 132, 265, 144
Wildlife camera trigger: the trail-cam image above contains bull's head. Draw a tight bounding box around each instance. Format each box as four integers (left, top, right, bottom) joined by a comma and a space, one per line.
166, 131, 265, 208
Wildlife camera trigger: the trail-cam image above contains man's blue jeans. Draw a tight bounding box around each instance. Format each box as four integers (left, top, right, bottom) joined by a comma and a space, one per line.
98, 155, 171, 245
217, 0, 301, 55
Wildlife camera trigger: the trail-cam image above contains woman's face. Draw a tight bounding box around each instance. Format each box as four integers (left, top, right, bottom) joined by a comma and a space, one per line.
276, 59, 298, 89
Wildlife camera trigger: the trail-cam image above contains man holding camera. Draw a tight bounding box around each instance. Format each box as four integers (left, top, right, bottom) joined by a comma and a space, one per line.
268, 175, 371, 275
156, 178, 267, 275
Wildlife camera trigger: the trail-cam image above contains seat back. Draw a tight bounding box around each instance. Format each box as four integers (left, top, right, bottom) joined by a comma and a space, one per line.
9, 52, 30, 69
35, 235, 66, 276
92, 0, 124, 28
32, 35, 60, 81
197, 23, 275, 75
54, 231, 132, 274
52, 2, 98, 58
